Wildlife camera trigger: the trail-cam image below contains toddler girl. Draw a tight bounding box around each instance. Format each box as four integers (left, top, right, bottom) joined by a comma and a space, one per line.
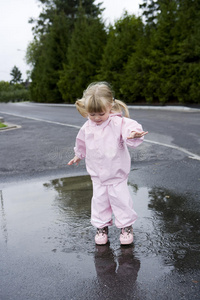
68, 82, 148, 245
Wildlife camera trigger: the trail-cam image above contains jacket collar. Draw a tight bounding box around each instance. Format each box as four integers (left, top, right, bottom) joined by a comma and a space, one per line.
88, 113, 122, 128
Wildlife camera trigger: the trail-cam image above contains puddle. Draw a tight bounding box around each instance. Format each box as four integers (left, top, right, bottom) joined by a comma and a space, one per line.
0, 176, 200, 299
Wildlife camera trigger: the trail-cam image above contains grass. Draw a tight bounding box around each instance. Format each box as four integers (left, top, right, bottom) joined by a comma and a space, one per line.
0, 122, 7, 128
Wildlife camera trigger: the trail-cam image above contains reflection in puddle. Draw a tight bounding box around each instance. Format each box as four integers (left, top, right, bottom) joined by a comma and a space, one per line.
147, 187, 200, 271
94, 244, 140, 298
1, 175, 200, 299
42, 175, 200, 272
43, 176, 94, 253
44, 175, 92, 224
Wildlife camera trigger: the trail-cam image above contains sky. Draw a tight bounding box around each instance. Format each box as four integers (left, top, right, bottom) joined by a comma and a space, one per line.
0, 0, 142, 82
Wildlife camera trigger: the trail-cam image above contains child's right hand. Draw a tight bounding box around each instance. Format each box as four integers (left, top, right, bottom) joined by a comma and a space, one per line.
68, 156, 81, 166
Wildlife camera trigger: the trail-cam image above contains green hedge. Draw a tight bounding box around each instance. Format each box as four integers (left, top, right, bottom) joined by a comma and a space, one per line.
0, 81, 30, 102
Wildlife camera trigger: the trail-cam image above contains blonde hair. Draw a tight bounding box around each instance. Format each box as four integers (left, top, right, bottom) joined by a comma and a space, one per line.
75, 82, 130, 118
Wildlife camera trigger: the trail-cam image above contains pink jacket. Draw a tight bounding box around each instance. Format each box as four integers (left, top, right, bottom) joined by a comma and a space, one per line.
74, 114, 144, 185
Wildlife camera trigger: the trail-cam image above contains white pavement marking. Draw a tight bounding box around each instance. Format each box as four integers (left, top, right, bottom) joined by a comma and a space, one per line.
1, 111, 200, 161
0, 111, 81, 129
145, 139, 200, 161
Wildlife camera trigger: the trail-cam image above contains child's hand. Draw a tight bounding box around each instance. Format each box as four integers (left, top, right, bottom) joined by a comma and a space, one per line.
68, 156, 81, 166
127, 131, 148, 139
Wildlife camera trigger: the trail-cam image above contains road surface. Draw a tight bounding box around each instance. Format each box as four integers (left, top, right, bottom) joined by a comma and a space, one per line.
0, 102, 199, 300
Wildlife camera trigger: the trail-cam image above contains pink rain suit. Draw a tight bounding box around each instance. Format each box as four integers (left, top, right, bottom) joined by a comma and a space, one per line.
74, 113, 144, 228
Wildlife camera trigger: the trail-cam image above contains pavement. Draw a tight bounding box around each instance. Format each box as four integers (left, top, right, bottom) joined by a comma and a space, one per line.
0, 102, 199, 300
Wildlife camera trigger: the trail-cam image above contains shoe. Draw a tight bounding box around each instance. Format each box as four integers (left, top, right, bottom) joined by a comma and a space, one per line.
95, 227, 108, 245
120, 226, 133, 245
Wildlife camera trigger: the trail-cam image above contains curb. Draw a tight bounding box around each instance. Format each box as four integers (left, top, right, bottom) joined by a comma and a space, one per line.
128, 105, 199, 112
0, 121, 21, 131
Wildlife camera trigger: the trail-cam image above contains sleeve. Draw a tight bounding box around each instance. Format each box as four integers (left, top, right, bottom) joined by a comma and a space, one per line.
121, 117, 144, 148
74, 126, 86, 159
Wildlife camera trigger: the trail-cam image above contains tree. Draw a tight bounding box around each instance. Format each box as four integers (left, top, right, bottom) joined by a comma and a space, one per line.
97, 13, 143, 100
58, 9, 107, 102
121, 30, 148, 102
123, 1, 182, 104
29, 12, 71, 102
126, 0, 200, 104
29, 0, 103, 37
139, 0, 160, 28
174, 0, 200, 103
27, 0, 104, 102
10, 66, 23, 84
143, 0, 179, 104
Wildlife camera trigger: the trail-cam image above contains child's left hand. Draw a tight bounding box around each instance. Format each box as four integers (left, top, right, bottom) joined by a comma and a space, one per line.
127, 131, 148, 139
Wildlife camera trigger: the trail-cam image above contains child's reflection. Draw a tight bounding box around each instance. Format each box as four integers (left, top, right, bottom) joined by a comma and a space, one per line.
94, 244, 140, 290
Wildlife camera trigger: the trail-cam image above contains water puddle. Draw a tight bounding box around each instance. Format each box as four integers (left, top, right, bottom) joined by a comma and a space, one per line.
0, 175, 199, 299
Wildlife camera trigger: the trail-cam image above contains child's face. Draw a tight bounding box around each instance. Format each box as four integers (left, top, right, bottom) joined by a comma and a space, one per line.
88, 107, 111, 125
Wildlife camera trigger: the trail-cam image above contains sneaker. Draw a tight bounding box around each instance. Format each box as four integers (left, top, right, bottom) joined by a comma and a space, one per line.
95, 227, 108, 245
120, 226, 133, 245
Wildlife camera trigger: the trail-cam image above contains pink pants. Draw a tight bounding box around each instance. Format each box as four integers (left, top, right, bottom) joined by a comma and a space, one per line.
91, 179, 138, 229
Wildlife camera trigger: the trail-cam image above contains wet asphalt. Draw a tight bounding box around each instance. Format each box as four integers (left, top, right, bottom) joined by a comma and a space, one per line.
0, 103, 200, 300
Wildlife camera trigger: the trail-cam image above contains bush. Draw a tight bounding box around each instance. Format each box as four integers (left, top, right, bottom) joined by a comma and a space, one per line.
0, 81, 10, 92
0, 81, 30, 102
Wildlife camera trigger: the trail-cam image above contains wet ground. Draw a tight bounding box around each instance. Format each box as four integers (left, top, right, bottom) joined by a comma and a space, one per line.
1, 174, 199, 300
0, 103, 200, 299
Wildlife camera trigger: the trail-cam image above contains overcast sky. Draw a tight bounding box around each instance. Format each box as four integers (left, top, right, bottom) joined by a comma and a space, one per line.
0, 0, 142, 82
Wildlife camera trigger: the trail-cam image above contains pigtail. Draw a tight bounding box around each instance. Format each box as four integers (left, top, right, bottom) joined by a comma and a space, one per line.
112, 99, 130, 118
75, 98, 88, 117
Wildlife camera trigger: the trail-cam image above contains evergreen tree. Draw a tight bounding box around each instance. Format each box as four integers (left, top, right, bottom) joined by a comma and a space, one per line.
29, 0, 103, 37
123, 1, 179, 103
145, 0, 179, 104
122, 30, 148, 102
28, 0, 104, 102
139, 0, 159, 27
174, 0, 200, 103
58, 9, 106, 102
98, 13, 143, 99
30, 12, 71, 102
131, 0, 200, 104
10, 66, 23, 84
